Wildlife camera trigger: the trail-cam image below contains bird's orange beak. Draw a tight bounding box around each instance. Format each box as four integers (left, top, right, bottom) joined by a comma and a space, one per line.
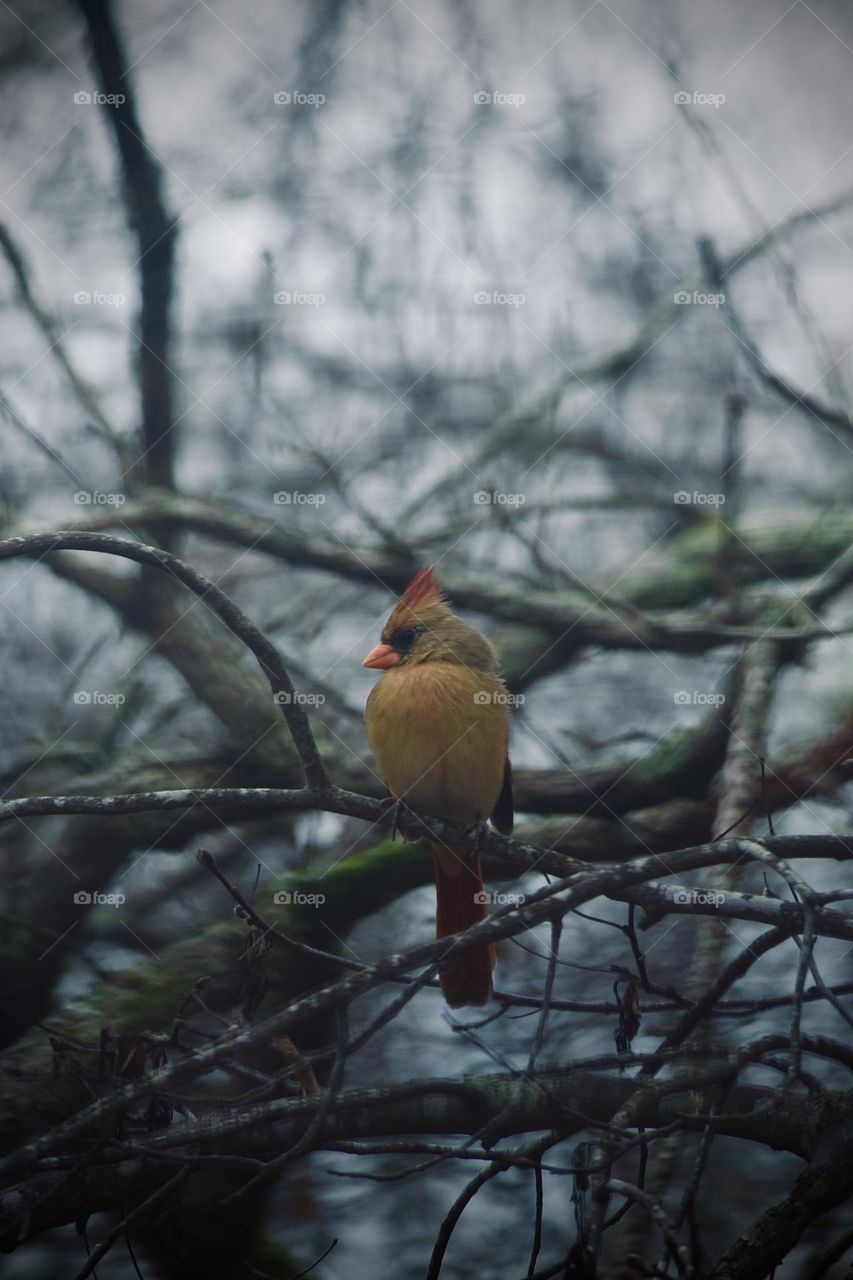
362, 642, 400, 670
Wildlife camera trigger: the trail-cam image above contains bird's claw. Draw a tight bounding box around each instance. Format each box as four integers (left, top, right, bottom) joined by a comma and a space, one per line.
379, 794, 407, 839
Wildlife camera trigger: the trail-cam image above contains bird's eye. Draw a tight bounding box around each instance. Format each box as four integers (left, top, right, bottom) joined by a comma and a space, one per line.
394, 627, 422, 653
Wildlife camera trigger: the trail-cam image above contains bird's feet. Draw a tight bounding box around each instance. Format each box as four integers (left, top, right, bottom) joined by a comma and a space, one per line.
379, 794, 408, 839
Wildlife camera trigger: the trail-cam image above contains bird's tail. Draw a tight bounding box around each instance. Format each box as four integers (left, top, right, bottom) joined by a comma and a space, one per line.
432, 845, 495, 1007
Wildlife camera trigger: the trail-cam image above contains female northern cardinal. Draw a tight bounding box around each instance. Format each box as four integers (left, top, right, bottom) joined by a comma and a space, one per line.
363, 568, 513, 1007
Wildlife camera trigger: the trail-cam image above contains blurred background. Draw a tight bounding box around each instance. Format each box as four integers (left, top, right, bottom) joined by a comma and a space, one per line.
2, 0, 853, 1276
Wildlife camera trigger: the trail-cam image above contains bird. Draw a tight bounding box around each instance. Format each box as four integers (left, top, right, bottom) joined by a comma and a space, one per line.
362, 567, 513, 1007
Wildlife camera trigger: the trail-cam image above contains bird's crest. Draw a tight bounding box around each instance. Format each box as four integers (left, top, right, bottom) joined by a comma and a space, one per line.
399, 567, 443, 609
383, 566, 449, 641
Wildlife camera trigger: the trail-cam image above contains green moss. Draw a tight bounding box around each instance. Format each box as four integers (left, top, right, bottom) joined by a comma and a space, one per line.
612, 512, 853, 610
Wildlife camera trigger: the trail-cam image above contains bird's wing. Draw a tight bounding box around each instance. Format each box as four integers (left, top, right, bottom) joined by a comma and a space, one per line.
490, 753, 513, 834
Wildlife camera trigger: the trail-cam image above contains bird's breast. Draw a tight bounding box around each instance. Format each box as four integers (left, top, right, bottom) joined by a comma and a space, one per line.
365, 662, 509, 826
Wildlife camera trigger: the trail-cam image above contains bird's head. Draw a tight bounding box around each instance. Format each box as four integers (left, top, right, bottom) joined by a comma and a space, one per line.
362, 568, 499, 673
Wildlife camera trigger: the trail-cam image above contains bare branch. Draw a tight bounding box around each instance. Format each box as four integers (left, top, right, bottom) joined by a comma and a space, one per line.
74, 0, 179, 488
0, 530, 327, 789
